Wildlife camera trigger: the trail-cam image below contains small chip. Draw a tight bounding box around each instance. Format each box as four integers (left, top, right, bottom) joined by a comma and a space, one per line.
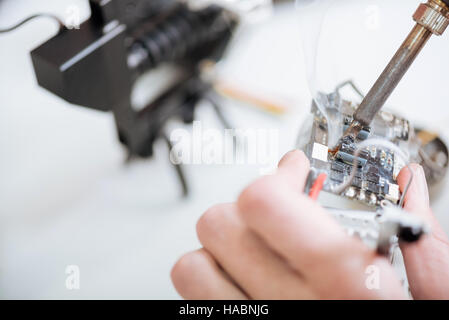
336, 151, 367, 167
366, 173, 379, 184
312, 143, 328, 162
330, 170, 344, 182
367, 182, 379, 194
368, 166, 379, 174
352, 177, 362, 188
385, 183, 400, 203
331, 162, 345, 172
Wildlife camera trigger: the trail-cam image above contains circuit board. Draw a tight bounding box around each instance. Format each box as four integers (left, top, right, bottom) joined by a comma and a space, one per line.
299, 92, 411, 207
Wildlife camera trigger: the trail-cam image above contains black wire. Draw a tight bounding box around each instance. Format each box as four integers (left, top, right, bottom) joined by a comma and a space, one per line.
0, 13, 64, 34
205, 93, 233, 130
205, 92, 242, 155
161, 132, 189, 197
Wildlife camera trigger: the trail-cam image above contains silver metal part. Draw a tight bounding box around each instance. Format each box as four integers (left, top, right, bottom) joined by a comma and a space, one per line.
327, 206, 429, 255
300, 81, 449, 205
415, 129, 449, 185
301, 84, 413, 208
414, 1, 449, 35
298, 80, 447, 255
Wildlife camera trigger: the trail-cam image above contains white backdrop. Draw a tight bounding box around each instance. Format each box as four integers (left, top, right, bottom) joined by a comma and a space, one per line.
1, 0, 448, 299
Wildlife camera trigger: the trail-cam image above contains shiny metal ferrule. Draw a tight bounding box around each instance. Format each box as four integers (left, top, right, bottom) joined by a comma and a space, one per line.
413, 0, 449, 35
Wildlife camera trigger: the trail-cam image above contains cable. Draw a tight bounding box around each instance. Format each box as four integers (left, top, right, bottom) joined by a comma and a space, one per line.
205, 93, 233, 130
0, 13, 64, 34
161, 132, 189, 197
309, 173, 327, 201
335, 80, 365, 100
331, 138, 413, 207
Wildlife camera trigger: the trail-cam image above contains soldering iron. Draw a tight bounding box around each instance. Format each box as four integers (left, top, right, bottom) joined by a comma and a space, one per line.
341, 0, 449, 145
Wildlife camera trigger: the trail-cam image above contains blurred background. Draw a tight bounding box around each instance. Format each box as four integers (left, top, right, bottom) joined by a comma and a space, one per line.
0, 0, 448, 299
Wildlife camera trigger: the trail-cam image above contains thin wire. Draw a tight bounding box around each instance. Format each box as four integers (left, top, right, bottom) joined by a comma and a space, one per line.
0, 13, 64, 34
309, 173, 327, 201
205, 93, 233, 130
331, 138, 413, 207
161, 132, 189, 197
330, 81, 412, 206
335, 80, 365, 100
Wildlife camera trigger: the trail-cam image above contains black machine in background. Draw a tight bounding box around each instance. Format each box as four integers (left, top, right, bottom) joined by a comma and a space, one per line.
30, 0, 239, 196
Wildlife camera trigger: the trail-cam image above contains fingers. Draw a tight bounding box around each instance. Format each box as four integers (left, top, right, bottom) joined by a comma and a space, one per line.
237, 157, 404, 298
237, 154, 361, 279
171, 248, 248, 300
277, 150, 310, 191
173, 150, 408, 300
196, 203, 316, 299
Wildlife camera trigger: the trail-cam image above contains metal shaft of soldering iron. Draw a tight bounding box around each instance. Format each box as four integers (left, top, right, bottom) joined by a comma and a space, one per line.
344, 0, 449, 140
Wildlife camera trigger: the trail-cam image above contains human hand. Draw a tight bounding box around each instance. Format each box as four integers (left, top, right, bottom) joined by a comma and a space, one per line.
171, 150, 449, 299
397, 164, 449, 299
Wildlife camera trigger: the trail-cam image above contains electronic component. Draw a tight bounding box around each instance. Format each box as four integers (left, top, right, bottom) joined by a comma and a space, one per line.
297, 81, 448, 255
299, 90, 409, 208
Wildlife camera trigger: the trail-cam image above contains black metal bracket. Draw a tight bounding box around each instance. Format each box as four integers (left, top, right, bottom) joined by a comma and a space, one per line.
30, 0, 238, 196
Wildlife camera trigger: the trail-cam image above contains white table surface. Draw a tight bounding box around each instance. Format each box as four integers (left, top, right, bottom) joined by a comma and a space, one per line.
1, 0, 448, 299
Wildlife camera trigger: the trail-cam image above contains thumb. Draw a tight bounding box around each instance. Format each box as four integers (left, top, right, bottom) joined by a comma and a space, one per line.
397, 163, 430, 217
397, 166, 449, 299
397, 163, 447, 242
277, 150, 310, 192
